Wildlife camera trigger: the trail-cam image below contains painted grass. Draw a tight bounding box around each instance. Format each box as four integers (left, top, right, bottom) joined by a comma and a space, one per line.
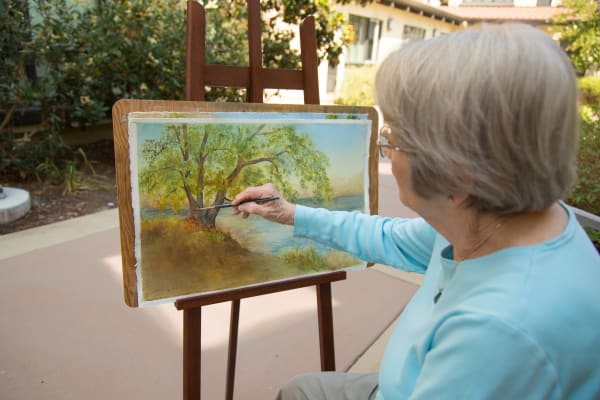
281, 245, 361, 272
138, 218, 360, 302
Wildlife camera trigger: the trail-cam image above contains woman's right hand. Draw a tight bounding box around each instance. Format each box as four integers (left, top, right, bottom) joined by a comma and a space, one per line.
232, 183, 296, 225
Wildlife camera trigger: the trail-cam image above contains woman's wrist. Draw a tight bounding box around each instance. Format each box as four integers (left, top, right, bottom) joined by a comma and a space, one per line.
277, 202, 295, 225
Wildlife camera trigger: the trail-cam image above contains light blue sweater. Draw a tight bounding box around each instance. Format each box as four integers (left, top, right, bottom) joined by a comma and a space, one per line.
294, 203, 600, 399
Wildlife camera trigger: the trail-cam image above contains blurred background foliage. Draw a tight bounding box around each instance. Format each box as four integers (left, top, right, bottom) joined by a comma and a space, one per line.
1, 0, 187, 182
571, 99, 600, 243
1, 0, 369, 182
552, 0, 599, 76
333, 65, 375, 106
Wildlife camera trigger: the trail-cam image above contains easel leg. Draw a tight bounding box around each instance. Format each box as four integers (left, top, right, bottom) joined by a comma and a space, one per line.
316, 282, 336, 371
183, 307, 202, 400
226, 299, 240, 400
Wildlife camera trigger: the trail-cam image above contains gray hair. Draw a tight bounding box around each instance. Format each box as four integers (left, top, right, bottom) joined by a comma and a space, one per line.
375, 23, 579, 214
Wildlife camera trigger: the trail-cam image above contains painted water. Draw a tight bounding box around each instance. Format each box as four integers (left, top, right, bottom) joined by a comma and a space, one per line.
141, 195, 365, 257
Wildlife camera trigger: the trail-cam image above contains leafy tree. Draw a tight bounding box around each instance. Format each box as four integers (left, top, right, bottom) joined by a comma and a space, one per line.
553, 0, 600, 75
139, 122, 332, 228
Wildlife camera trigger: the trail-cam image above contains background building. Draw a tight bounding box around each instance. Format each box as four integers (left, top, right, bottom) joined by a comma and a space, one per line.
319, 0, 566, 103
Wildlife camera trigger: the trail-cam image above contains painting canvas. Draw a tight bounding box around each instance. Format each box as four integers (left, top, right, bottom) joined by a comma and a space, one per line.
114, 101, 377, 307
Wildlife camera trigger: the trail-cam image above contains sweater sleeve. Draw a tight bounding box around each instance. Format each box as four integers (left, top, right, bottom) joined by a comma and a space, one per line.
407, 314, 562, 400
293, 205, 437, 273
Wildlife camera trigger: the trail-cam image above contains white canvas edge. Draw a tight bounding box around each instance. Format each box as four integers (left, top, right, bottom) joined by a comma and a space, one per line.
127, 118, 144, 305
127, 113, 373, 307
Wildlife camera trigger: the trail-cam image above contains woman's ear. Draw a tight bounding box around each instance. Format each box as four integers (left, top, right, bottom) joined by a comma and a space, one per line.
448, 193, 470, 207
447, 163, 473, 208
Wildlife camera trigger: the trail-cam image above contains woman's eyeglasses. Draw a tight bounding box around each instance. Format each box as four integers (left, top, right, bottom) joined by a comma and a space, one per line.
377, 125, 403, 159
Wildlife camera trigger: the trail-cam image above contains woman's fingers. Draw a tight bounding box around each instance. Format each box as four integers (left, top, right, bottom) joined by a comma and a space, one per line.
232, 183, 279, 207
233, 184, 295, 225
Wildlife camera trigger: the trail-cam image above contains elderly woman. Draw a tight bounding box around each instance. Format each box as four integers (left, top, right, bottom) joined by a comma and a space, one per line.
232, 23, 600, 400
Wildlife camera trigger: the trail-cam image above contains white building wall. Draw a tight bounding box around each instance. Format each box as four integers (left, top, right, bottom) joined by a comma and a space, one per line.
338, 3, 460, 64
320, 3, 460, 102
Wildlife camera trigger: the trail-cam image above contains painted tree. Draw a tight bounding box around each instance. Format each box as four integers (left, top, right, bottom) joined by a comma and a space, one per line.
139, 122, 333, 228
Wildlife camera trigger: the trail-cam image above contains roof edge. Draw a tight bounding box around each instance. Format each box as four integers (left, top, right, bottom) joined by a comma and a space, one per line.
380, 0, 466, 25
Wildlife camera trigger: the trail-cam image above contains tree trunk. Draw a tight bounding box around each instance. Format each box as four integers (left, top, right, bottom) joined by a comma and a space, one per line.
190, 208, 219, 228
190, 189, 227, 228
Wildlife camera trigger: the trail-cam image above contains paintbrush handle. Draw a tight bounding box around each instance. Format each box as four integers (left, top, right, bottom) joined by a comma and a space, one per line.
245, 196, 280, 204
199, 196, 280, 210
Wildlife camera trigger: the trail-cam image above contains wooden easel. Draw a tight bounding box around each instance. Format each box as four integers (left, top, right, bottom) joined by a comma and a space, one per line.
176, 1, 347, 399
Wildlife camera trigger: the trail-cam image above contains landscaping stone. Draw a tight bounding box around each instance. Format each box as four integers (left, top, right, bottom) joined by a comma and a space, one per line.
0, 187, 31, 224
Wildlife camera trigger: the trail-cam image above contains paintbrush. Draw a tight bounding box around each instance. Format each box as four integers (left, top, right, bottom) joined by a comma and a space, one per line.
196, 196, 280, 211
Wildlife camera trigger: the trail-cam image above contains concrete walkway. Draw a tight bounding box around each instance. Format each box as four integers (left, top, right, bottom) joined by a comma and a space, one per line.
0, 160, 422, 400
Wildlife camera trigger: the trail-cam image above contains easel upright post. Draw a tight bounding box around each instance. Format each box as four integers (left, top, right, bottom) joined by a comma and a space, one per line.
317, 282, 335, 371
183, 308, 202, 399
225, 299, 241, 400
247, 0, 263, 103
185, 0, 205, 102
300, 16, 320, 105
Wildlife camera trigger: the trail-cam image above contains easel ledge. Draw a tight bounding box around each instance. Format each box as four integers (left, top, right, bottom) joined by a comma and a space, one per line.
175, 272, 347, 310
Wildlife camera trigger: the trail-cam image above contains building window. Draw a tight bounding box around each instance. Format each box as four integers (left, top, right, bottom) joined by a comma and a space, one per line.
346, 14, 381, 64
402, 25, 426, 45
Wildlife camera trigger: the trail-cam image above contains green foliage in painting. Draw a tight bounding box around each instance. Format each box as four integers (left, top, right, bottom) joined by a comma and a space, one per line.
281, 245, 361, 271
139, 123, 333, 228
282, 245, 328, 270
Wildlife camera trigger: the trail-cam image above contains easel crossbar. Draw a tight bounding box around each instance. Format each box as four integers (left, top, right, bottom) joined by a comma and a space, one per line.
203, 65, 306, 90
175, 271, 346, 310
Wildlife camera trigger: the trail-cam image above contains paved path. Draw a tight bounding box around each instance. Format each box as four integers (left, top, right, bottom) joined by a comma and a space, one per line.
0, 160, 420, 400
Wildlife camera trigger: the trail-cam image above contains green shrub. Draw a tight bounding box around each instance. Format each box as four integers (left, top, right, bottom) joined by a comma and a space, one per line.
1, 0, 186, 182
579, 77, 600, 105
585, 227, 600, 247
568, 104, 600, 216
334, 65, 376, 106
31, 0, 187, 121
568, 103, 600, 250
